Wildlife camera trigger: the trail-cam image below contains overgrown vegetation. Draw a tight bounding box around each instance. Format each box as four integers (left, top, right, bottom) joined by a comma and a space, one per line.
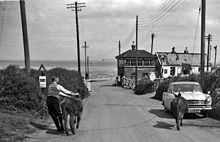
134, 79, 154, 95
0, 65, 90, 118
153, 73, 220, 119
0, 65, 90, 141
153, 73, 215, 100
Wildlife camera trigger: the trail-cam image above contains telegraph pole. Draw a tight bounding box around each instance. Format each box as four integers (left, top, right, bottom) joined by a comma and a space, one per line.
135, 15, 138, 89
206, 34, 212, 71
118, 40, 121, 55
214, 45, 217, 67
82, 41, 89, 78
200, 0, 206, 75
87, 56, 89, 79
66, 2, 85, 74
20, 0, 30, 72
151, 33, 155, 54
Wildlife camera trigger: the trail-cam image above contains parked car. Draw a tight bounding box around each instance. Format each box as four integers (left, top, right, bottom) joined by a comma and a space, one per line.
162, 81, 212, 116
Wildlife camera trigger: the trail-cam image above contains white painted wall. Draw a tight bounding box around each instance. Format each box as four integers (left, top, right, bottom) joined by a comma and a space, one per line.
162, 66, 211, 78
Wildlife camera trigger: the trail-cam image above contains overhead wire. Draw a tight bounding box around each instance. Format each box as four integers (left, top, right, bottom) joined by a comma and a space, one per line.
192, 6, 201, 53
139, 0, 172, 22
139, 0, 179, 26
139, 0, 175, 25
140, 0, 185, 29
121, 26, 136, 48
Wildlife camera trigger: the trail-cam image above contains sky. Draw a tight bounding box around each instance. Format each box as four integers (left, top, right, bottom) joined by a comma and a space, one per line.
0, 0, 220, 63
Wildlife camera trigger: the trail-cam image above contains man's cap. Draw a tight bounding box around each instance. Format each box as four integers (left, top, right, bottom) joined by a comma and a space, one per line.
52, 76, 57, 81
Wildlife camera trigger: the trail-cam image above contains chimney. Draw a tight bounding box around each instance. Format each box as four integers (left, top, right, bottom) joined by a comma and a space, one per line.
131, 41, 136, 50
184, 47, 189, 54
171, 47, 176, 53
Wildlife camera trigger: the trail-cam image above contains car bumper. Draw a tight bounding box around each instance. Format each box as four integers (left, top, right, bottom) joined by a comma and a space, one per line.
187, 106, 212, 113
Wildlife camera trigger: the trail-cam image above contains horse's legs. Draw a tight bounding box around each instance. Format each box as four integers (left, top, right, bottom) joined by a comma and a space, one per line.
180, 114, 184, 126
70, 113, 76, 135
177, 114, 181, 130
76, 113, 81, 129
62, 110, 69, 136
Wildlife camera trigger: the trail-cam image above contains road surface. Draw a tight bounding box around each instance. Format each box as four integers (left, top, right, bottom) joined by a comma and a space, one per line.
26, 81, 220, 142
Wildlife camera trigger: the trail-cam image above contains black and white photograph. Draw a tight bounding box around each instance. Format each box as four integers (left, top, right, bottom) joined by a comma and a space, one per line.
1, 0, 220, 141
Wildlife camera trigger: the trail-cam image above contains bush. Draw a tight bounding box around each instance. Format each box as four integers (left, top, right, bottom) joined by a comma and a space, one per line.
0, 65, 40, 112
134, 79, 154, 95
0, 65, 90, 118
153, 73, 218, 101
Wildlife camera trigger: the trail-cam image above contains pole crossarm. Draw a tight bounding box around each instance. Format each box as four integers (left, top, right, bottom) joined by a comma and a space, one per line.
67, 6, 86, 9
66, 3, 86, 6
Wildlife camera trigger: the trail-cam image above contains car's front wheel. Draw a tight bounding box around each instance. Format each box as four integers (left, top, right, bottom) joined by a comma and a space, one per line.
201, 110, 208, 117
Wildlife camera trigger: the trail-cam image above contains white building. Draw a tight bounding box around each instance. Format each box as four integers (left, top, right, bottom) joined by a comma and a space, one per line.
156, 47, 211, 78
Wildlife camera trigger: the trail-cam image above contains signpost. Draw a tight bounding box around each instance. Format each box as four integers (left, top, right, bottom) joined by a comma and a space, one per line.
38, 64, 47, 103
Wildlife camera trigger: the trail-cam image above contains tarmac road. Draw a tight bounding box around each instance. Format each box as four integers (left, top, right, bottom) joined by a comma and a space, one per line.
26, 81, 220, 142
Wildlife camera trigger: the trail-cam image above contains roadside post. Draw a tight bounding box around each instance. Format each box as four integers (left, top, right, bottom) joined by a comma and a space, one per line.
38, 64, 47, 103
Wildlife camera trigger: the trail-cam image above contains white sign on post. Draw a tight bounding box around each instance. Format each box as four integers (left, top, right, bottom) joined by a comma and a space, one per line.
39, 76, 46, 88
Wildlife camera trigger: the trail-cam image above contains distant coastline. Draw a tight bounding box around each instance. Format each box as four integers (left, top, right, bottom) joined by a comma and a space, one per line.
0, 60, 117, 80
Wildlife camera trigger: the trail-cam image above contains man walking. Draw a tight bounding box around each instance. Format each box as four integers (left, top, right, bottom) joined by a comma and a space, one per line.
46, 76, 78, 132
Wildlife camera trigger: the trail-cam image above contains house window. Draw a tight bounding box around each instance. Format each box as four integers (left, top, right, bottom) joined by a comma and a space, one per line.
144, 59, 154, 66
170, 67, 175, 75
138, 60, 143, 66
131, 59, 136, 66
149, 60, 154, 66
164, 69, 168, 74
144, 59, 150, 66
125, 59, 131, 66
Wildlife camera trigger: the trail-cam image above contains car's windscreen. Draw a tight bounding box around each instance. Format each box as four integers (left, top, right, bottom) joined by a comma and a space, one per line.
171, 84, 202, 92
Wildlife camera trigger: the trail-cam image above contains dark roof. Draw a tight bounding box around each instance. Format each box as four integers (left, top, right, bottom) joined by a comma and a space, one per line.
116, 50, 156, 59
156, 52, 207, 66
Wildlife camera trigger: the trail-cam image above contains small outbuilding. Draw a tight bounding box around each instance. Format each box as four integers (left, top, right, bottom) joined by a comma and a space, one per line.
115, 43, 156, 82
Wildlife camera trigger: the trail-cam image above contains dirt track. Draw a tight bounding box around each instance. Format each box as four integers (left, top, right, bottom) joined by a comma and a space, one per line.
26, 81, 220, 142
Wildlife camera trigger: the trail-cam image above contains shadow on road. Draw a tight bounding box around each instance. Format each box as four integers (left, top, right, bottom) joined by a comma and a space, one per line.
100, 84, 115, 87
149, 109, 207, 120
30, 121, 50, 130
31, 121, 65, 136
149, 109, 173, 119
45, 129, 66, 136
153, 121, 175, 130
184, 122, 220, 129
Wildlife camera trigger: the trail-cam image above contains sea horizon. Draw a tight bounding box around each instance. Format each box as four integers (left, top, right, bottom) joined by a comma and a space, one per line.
0, 59, 117, 80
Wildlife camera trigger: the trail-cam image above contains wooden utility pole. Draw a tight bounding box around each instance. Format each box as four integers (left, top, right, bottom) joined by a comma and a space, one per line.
118, 40, 121, 55
206, 34, 212, 71
135, 15, 138, 89
82, 41, 89, 78
20, 0, 30, 72
151, 33, 155, 54
66, 2, 85, 74
87, 56, 89, 79
200, 0, 206, 75
214, 45, 217, 67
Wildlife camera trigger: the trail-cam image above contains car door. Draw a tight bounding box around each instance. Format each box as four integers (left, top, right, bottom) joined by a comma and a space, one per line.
163, 86, 175, 110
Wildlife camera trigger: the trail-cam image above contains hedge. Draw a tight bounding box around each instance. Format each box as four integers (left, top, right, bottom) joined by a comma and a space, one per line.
0, 65, 90, 118
134, 78, 154, 95
153, 73, 220, 119
153, 74, 201, 100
